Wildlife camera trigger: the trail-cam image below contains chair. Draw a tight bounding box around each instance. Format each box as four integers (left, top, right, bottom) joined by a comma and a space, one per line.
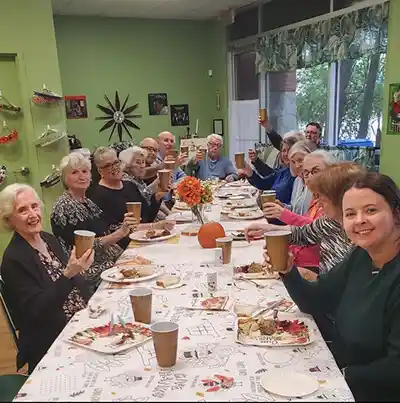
0, 277, 18, 349
0, 374, 27, 402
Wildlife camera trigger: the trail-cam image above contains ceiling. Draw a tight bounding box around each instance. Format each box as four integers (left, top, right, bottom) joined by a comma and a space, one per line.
52, 0, 258, 20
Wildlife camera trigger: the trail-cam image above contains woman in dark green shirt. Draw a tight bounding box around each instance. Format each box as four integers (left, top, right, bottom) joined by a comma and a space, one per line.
263, 172, 400, 401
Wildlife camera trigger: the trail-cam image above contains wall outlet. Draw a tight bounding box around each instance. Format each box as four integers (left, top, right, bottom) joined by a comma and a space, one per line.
208, 69, 213, 77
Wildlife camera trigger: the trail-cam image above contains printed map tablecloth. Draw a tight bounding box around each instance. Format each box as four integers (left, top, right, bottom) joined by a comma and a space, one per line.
14, 194, 354, 402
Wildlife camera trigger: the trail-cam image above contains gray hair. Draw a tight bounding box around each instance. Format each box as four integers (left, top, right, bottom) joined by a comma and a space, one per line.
288, 141, 312, 160
0, 184, 42, 231
207, 133, 223, 145
59, 152, 91, 187
93, 146, 117, 168
283, 131, 305, 142
119, 146, 147, 167
304, 149, 337, 165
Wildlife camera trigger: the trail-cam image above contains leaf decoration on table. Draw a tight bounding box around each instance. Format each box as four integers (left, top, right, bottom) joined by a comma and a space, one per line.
96, 91, 142, 142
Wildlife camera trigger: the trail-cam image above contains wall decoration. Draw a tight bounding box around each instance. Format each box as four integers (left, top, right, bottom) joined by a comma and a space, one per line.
65, 95, 88, 119
388, 83, 400, 134
148, 93, 168, 115
96, 91, 142, 142
34, 125, 67, 147
171, 104, 189, 126
0, 165, 7, 185
40, 165, 61, 188
0, 121, 18, 144
32, 84, 64, 105
212, 119, 224, 136
0, 89, 21, 113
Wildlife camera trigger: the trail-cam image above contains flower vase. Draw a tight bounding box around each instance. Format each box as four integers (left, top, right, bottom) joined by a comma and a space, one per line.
191, 204, 207, 225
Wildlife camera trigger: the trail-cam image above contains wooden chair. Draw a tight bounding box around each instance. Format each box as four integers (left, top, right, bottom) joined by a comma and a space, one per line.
0, 277, 18, 349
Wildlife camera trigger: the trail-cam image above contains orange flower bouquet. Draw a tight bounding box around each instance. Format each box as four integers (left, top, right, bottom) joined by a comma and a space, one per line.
176, 176, 213, 224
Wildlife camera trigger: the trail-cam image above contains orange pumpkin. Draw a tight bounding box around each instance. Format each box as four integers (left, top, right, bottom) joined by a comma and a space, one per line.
197, 221, 226, 249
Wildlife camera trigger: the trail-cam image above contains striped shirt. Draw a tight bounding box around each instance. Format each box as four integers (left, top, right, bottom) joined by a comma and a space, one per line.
290, 216, 354, 274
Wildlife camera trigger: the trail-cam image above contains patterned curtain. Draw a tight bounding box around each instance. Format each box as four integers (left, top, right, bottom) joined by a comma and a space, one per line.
257, 2, 389, 72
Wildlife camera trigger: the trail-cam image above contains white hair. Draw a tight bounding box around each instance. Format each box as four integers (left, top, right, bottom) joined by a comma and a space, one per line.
93, 146, 116, 168
288, 141, 312, 160
119, 146, 147, 166
0, 184, 42, 231
207, 134, 223, 145
59, 152, 91, 187
304, 149, 337, 165
283, 131, 305, 142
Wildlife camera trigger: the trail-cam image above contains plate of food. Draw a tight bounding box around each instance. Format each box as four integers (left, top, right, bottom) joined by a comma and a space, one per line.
224, 179, 250, 187
129, 228, 178, 242
234, 262, 280, 279
228, 210, 264, 220
229, 230, 262, 242
101, 265, 162, 283
235, 313, 314, 347
174, 200, 191, 210
223, 199, 256, 209
185, 296, 231, 311
67, 321, 152, 353
116, 254, 153, 267
152, 275, 185, 290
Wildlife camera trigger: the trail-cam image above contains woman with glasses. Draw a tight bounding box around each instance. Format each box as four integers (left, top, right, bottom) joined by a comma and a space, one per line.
186, 134, 238, 181
90, 147, 174, 234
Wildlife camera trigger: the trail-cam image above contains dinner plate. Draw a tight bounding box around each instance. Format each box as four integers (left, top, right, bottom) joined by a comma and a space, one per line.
174, 201, 191, 210
129, 229, 178, 242
100, 265, 162, 283
166, 211, 192, 223
228, 210, 264, 220
260, 371, 319, 397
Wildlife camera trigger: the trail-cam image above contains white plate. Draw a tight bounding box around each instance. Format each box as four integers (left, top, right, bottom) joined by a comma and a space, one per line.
228, 211, 264, 220
223, 199, 256, 208
174, 201, 191, 210
129, 229, 178, 242
260, 371, 319, 398
166, 211, 192, 223
152, 276, 185, 290
101, 266, 162, 283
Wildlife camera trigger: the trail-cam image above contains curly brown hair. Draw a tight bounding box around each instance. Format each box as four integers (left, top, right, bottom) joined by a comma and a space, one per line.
307, 162, 366, 209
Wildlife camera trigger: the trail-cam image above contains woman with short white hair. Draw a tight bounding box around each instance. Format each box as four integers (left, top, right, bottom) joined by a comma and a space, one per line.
51, 152, 137, 292
0, 183, 93, 372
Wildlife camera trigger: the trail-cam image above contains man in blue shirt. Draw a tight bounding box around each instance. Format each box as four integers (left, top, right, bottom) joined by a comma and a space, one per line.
186, 134, 238, 182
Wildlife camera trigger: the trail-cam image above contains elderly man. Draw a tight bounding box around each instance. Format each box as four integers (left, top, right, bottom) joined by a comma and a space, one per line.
186, 134, 238, 182
140, 137, 160, 185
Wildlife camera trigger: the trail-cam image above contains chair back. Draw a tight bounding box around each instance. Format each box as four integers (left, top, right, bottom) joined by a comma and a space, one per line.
0, 276, 19, 349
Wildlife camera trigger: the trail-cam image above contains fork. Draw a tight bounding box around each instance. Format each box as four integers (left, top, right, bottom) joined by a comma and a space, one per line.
237, 276, 268, 289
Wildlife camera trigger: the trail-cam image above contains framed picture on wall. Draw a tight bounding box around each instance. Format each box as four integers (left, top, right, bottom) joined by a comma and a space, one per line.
148, 93, 169, 115
170, 104, 189, 126
388, 83, 400, 134
212, 119, 224, 136
64, 95, 88, 119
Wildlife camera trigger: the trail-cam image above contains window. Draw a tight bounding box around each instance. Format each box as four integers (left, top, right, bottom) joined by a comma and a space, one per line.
296, 64, 330, 141
235, 52, 259, 100
337, 54, 386, 142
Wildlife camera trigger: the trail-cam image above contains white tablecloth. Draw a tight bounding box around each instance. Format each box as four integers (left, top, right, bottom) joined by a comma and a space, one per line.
14, 201, 354, 402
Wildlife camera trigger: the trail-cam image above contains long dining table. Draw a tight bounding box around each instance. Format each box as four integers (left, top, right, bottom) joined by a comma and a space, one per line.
13, 183, 354, 402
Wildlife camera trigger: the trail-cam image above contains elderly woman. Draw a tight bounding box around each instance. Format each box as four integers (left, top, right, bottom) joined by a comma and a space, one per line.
264, 172, 400, 401
90, 147, 173, 232
0, 184, 93, 372
240, 133, 303, 204
262, 149, 336, 273
119, 146, 171, 220
51, 152, 137, 293
186, 134, 238, 181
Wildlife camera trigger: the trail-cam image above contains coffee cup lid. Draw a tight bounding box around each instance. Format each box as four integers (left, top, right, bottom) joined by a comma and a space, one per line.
74, 230, 96, 237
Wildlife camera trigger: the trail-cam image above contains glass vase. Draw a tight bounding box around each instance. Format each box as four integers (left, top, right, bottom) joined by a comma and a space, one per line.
191, 204, 207, 224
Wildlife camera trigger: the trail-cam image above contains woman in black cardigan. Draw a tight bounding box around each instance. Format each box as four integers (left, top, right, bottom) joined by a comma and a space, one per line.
0, 184, 93, 373
90, 146, 174, 233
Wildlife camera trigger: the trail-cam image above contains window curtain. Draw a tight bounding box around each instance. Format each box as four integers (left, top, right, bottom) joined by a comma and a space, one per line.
257, 2, 389, 72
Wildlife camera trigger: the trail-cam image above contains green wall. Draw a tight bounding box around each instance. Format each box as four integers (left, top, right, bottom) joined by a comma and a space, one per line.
54, 16, 228, 151
380, 0, 400, 183
0, 0, 68, 254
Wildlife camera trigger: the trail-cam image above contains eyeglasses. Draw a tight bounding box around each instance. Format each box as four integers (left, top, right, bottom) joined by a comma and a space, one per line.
100, 160, 121, 170
208, 142, 222, 148
142, 146, 158, 153
306, 130, 318, 135
303, 167, 320, 178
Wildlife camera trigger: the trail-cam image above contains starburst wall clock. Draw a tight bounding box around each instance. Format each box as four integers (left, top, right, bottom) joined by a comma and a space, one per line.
95, 91, 142, 142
